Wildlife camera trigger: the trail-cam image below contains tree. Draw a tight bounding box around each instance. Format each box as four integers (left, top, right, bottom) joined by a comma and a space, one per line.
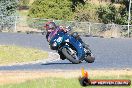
97, 3, 131, 25
28, 0, 74, 20
0, 0, 18, 16
19, 0, 30, 6
74, 3, 99, 22
115, 5, 129, 25
71, 0, 86, 11
115, 0, 129, 11
19, 0, 30, 10
97, 4, 117, 23
0, 0, 18, 30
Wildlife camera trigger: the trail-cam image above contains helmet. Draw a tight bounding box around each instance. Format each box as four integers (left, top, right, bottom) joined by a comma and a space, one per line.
44, 22, 57, 30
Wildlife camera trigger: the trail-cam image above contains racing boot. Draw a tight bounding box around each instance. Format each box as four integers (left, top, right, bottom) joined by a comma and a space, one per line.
76, 36, 89, 49
71, 32, 89, 49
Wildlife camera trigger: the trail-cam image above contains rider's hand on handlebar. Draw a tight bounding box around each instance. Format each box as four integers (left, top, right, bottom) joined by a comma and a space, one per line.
60, 25, 71, 33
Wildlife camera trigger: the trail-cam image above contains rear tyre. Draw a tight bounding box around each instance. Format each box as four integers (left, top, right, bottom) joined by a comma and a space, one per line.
62, 48, 81, 64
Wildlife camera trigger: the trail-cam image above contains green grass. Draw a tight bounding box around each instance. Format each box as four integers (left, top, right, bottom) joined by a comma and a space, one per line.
1, 75, 132, 88
18, 10, 28, 16
0, 45, 48, 65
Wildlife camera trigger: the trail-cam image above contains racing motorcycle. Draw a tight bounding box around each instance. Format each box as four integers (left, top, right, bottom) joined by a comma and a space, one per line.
48, 27, 95, 64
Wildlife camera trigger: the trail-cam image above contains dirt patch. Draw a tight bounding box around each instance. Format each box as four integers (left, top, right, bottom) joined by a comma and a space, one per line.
0, 69, 132, 85
99, 28, 121, 38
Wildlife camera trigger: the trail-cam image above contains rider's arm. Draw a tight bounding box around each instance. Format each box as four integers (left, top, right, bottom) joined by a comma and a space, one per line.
46, 29, 53, 32
59, 26, 68, 33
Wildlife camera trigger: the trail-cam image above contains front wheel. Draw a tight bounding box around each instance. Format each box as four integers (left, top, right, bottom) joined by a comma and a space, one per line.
85, 55, 95, 63
58, 51, 66, 60
62, 47, 81, 64
84, 47, 95, 63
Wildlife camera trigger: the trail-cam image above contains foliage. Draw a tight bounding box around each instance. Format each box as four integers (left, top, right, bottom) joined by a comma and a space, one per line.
28, 0, 130, 25
116, 0, 129, 11
74, 3, 99, 22
97, 4, 118, 24
28, 0, 74, 20
19, 0, 30, 6
0, 0, 18, 16
97, 4, 129, 25
71, 0, 86, 11
115, 5, 129, 25
0, 0, 18, 30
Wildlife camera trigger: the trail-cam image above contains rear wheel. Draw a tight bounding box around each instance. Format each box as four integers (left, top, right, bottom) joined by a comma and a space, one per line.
62, 47, 81, 64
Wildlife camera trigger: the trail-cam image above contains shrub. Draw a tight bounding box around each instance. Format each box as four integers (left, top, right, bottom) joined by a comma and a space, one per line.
0, 0, 18, 30
28, 0, 74, 21
74, 3, 99, 22
97, 4, 117, 24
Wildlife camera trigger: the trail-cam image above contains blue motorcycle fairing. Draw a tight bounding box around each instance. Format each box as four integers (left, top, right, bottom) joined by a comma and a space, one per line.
49, 31, 85, 60
63, 34, 85, 60
49, 31, 64, 48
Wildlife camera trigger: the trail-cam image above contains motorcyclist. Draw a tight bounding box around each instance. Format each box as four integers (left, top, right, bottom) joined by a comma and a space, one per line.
44, 22, 67, 42
44, 21, 89, 49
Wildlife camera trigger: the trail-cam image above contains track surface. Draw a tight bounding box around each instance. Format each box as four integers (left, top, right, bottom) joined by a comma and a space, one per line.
0, 32, 132, 70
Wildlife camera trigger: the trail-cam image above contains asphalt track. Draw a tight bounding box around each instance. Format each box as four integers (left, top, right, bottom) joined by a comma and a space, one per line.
0, 32, 132, 70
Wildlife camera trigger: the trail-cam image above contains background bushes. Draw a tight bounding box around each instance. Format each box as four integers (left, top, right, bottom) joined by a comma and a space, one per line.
28, 0, 74, 20
28, 0, 130, 25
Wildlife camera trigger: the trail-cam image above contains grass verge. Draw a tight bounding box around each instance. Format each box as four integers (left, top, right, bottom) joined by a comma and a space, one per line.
0, 45, 48, 65
0, 70, 131, 88
1, 75, 131, 88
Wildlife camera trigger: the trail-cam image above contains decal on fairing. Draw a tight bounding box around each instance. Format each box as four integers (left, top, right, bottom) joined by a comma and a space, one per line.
56, 37, 62, 43
65, 39, 69, 42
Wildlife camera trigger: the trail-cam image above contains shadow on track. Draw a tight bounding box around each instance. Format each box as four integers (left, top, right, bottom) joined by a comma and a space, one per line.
41, 62, 73, 65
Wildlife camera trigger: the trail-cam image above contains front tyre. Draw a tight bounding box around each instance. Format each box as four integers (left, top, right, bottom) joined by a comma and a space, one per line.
58, 51, 66, 60
84, 48, 95, 63
62, 48, 81, 64
85, 55, 95, 63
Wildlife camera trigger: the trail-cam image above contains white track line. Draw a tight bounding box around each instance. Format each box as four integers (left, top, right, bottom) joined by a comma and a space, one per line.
42, 52, 60, 64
